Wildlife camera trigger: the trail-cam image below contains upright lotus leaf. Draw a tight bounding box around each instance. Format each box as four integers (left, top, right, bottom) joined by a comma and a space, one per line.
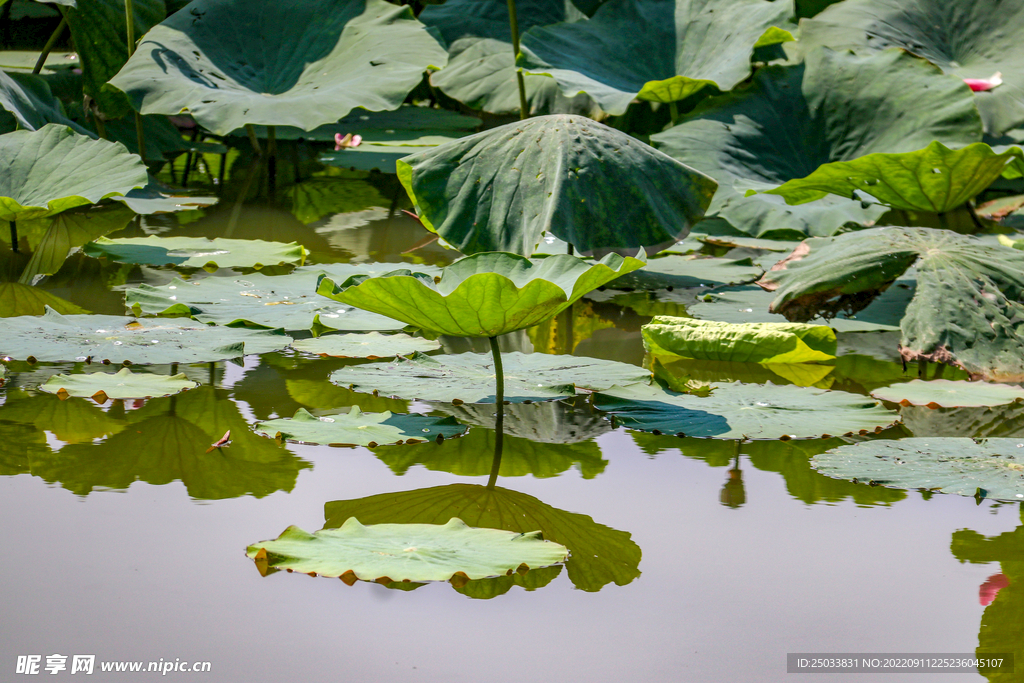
39, 368, 198, 400
798, 0, 1024, 135
0, 70, 90, 134
757, 227, 1024, 381
812, 438, 1024, 502
253, 407, 466, 447
0, 307, 291, 363
594, 381, 897, 439
318, 251, 646, 337
291, 332, 440, 358
330, 351, 650, 403
246, 518, 568, 583
84, 236, 307, 270
324, 484, 641, 591
108, 0, 449, 135
607, 255, 762, 290
397, 115, 715, 256
0, 282, 87, 317
518, 0, 795, 115
902, 403, 1024, 439
18, 204, 135, 283
651, 48, 981, 237
642, 317, 837, 364
64, 0, 165, 118
0, 124, 148, 222
871, 380, 1024, 408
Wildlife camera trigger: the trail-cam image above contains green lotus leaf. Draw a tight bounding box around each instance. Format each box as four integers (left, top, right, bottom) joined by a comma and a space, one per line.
317, 251, 647, 337
39, 367, 198, 400
651, 48, 981, 237
286, 378, 409, 415
651, 355, 835, 390
246, 518, 568, 583
396, 115, 715, 256
84, 236, 307, 270
0, 307, 291, 363
286, 177, 389, 226
812, 438, 1024, 502
431, 399, 611, 446
111, 183, 219, 216
518, 0, 795, 115
126, 267, 417, 333
0, 421, 49, 477
594, 381, 897, 439
108, 0, 448, 135
0, 124, 148, 222
607, 255, 762, 290
18, 204, 135, 283
324, 483, 641, 591
525, 299, 618, 355
643, 317, 837, 364
871, 380, 1024, 408
798, 0, 1024, 136
0, 70, 89, 134
0, 50, 79, 73
291, 332, 440, 358
901, 403, 1024, 439
253, 406, 466, 447
330, 351, 650, 403
757, 227, 1024, 381
694, 234, 803, 253
0, 282, 87, 316
0, 388, 124, 444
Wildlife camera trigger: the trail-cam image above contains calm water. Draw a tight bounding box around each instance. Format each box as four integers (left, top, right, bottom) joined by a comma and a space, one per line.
1, 174, 1020, 682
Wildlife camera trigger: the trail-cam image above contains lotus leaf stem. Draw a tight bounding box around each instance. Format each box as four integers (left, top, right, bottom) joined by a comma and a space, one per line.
245, 124, 263, 156
487, 335, 505, 490
33, 16, 67, 75
9, 220, 18, 254
506, 0, 528, 120
123, 1, 147, 160
669, 101, 679, 124
267, 125, 278, 195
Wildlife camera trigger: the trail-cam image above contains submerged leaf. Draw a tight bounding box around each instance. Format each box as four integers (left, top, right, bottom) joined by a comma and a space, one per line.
253, 406, 466, 446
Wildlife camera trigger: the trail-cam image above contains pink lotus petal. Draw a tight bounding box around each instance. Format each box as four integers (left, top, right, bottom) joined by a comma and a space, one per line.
965, 72, 1003, 92
979, 573, 1009, 606
334, 133, 363, 151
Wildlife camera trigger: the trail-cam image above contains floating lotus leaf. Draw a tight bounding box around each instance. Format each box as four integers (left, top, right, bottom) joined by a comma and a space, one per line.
0, 307, 291, 363
291, 332, 439, 358
607, 256, 762, 290
435, 398, 611, 444
324, 483, 641, 591
246, 518, 568, 583
126, 267, 419, 332
871, 380, 1024, 408
286, 379, 409, 415
396, 115, 715, 256
108, 0, 448, 135
901, 403, 1024, 439
0, 70, 89, 134
594, 381, 897, 439
253, 406, 466, 447
757, 227, 1024, 381
330, 351, 650, 403
0, 282, 87, 316
111, 179, 219, 215
812, 438, 1024, 502
643, 317, 836, 364
651, 355, 835, 390
84, 236, 307, 270
518, 0, 794, 115
317, 251, 646, 337
18, 204, 135, 283
651, 48, 981, 237
39, 368, 198, 400
0, 124, 148, 222
798, 0, 1024, 136
0, 388, 124, 444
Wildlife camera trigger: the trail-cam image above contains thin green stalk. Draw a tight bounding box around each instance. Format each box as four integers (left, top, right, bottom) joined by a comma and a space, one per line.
487, 336, 505, 489
669, 100, 679, 124
33, 16, 67, 75
506, 0, 528, 120
124, 1, 147, 160
133, 112, 147, 161
486, 426, 504, 490
267, 125, 278, 196
245, 124, 263, 156
9, 220, 18, 254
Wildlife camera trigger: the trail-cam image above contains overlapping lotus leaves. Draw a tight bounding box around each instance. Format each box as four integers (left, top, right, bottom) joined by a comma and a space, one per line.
126, 266, 419, 332
253, 406, 466, 447
39, 368, 198, 400
18, 204, 135, 283
84, 236, 307, 269
291, 332, 439, 358
0, 70, 89, 134
108, 0, 448, 135
607, 256, 761, 290
757, 227, 1024, 381
651, 48, 981, 237
0, 124, 148, 222
324, 483, 641, 591
812, 438, 1024, 501
396, 115, 715, 256
798, 0, 1024, 136
0, 308, 291, 363
246, 518, 568, 583
901, 403, 1024, 439
593, 381, 897, 439
317, 251, 646, 337
642, 317, 836, 364
331, 351, 649, 403
518, 0, 794, 115
871, 380, 1024, 408
0, 282, 87, 317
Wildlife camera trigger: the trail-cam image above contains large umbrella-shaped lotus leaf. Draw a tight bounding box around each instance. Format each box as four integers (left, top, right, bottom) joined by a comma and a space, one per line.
797, 0, 1024, 136
316, 250, 647, 337
517, 0, 795, 115
0, 71, 90, 135
397, 115, 716, 256
652, 48, 983, 237
107, 0, 449, 135
0, 124, 148, 222
757, 227, 1024, 381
